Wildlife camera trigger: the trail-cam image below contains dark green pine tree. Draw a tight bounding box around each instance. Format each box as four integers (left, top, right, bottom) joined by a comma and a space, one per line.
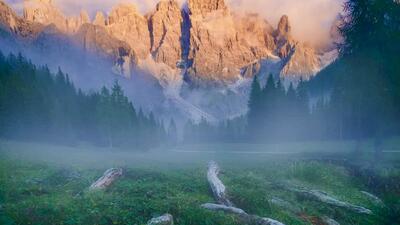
247, 75, 262, 138
168, 118, 178, 145
97, 86, 114, 147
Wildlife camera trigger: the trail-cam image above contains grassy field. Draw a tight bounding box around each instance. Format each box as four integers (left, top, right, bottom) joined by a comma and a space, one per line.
0, 139, 399, 225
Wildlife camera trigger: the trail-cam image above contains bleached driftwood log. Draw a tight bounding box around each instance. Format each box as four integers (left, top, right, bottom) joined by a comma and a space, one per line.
276, 183, 372, 215
201, 203, 284, 225
89, 168, 123, 190
361, 191, 384, 206
203, 161, 285, 225
147, 214, 174, 225
201, 203, 247, 215
207, 161, 232, 206
295, 189, 372, 214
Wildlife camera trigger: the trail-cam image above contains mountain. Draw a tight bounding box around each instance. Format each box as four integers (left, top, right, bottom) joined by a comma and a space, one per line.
0, 0, 338, 123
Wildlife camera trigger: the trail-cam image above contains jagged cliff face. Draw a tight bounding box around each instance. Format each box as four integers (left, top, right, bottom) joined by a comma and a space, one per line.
74, 24, 136, 77
186, 0, 279, 83
1, 0, 333, 84
0, 0, 337, 122
107, 4, 151, 60
0, 1, 43, 39
23, 0, 89, 34
149, 0, 183, 69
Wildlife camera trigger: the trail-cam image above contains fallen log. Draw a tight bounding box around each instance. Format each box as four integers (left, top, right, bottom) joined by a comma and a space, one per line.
89, 168, 123, 190
275, 183, 372, 215
147, 214, 173, 225
201, 203, 247, 215
207, 161, 232, 206
295, 189, 372, 214
203, 161, 285, 225
201, 203, 285, 225
361, 191, 384, 206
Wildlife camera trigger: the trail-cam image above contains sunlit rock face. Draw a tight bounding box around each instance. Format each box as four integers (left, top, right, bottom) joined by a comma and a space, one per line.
148, 0, 183, 69
23, 0, 89, 34
11, 0, 329, 85
273, 15, 321, 80
0, 0, 338, 122
74, 24, 136, 78
186, 0, 271, 84
0, 0, 43, 39
93, 11, 106, 27
188, 0, 228, 17
107, 3, 151, 60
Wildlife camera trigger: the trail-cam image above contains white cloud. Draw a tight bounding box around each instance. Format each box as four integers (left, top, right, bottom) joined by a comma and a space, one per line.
227, 0, 344, 46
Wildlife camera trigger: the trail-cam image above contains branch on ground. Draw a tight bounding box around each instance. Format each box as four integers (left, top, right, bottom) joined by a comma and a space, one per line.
147, 214, 174, 225
203, 161, 285, 225
275, 183, 372, 215
89, 168, 123, 190
207, 161, 233, 206
201, 203, 285, 225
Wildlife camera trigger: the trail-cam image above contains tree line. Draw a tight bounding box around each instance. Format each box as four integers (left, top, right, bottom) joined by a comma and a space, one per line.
0, 52, 169, 149
183, 0, 400, 150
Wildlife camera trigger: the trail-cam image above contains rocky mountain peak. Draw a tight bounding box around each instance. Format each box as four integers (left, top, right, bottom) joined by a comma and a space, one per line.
156, 0, 179, 11
107, 3, 151, 60
93, 11, 106, 26
274, 15, 295, 59
0, 0, 331, 86
149, 0, 183, 68
80, 10, 90, 24
108, 3, 139, 24
23, 0, 66, 30
188, 0, 228, 17
277, 15, 291, 36
0, 0, 43, 39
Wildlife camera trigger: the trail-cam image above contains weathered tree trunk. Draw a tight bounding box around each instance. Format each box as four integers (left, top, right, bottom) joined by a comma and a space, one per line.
276, 183, 372, 214
361, 191, 384, 206
207, 161, 233, 206
89, 168, 123, 190
201, 203, 285, 225
147, 214, 174, 225
203, 161, 285, 225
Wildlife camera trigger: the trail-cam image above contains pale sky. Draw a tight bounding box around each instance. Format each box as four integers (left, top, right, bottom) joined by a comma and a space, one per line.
5, 0, 344, 46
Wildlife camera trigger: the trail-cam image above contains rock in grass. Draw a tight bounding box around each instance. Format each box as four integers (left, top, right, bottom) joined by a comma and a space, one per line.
89, 168, 123, 190
147, 214, 173, 225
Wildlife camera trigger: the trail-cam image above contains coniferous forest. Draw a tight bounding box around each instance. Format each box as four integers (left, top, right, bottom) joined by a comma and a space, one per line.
1, 0, 400, 225
184, 0, 400, 155
0, 52, 167, 148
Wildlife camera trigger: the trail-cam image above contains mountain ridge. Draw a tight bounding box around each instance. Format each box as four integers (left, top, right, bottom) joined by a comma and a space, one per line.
0, 0, 338, 123
1, 0, 336, 84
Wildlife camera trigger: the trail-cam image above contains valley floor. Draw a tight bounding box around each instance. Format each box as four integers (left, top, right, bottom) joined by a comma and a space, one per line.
0, 139, 399, 225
